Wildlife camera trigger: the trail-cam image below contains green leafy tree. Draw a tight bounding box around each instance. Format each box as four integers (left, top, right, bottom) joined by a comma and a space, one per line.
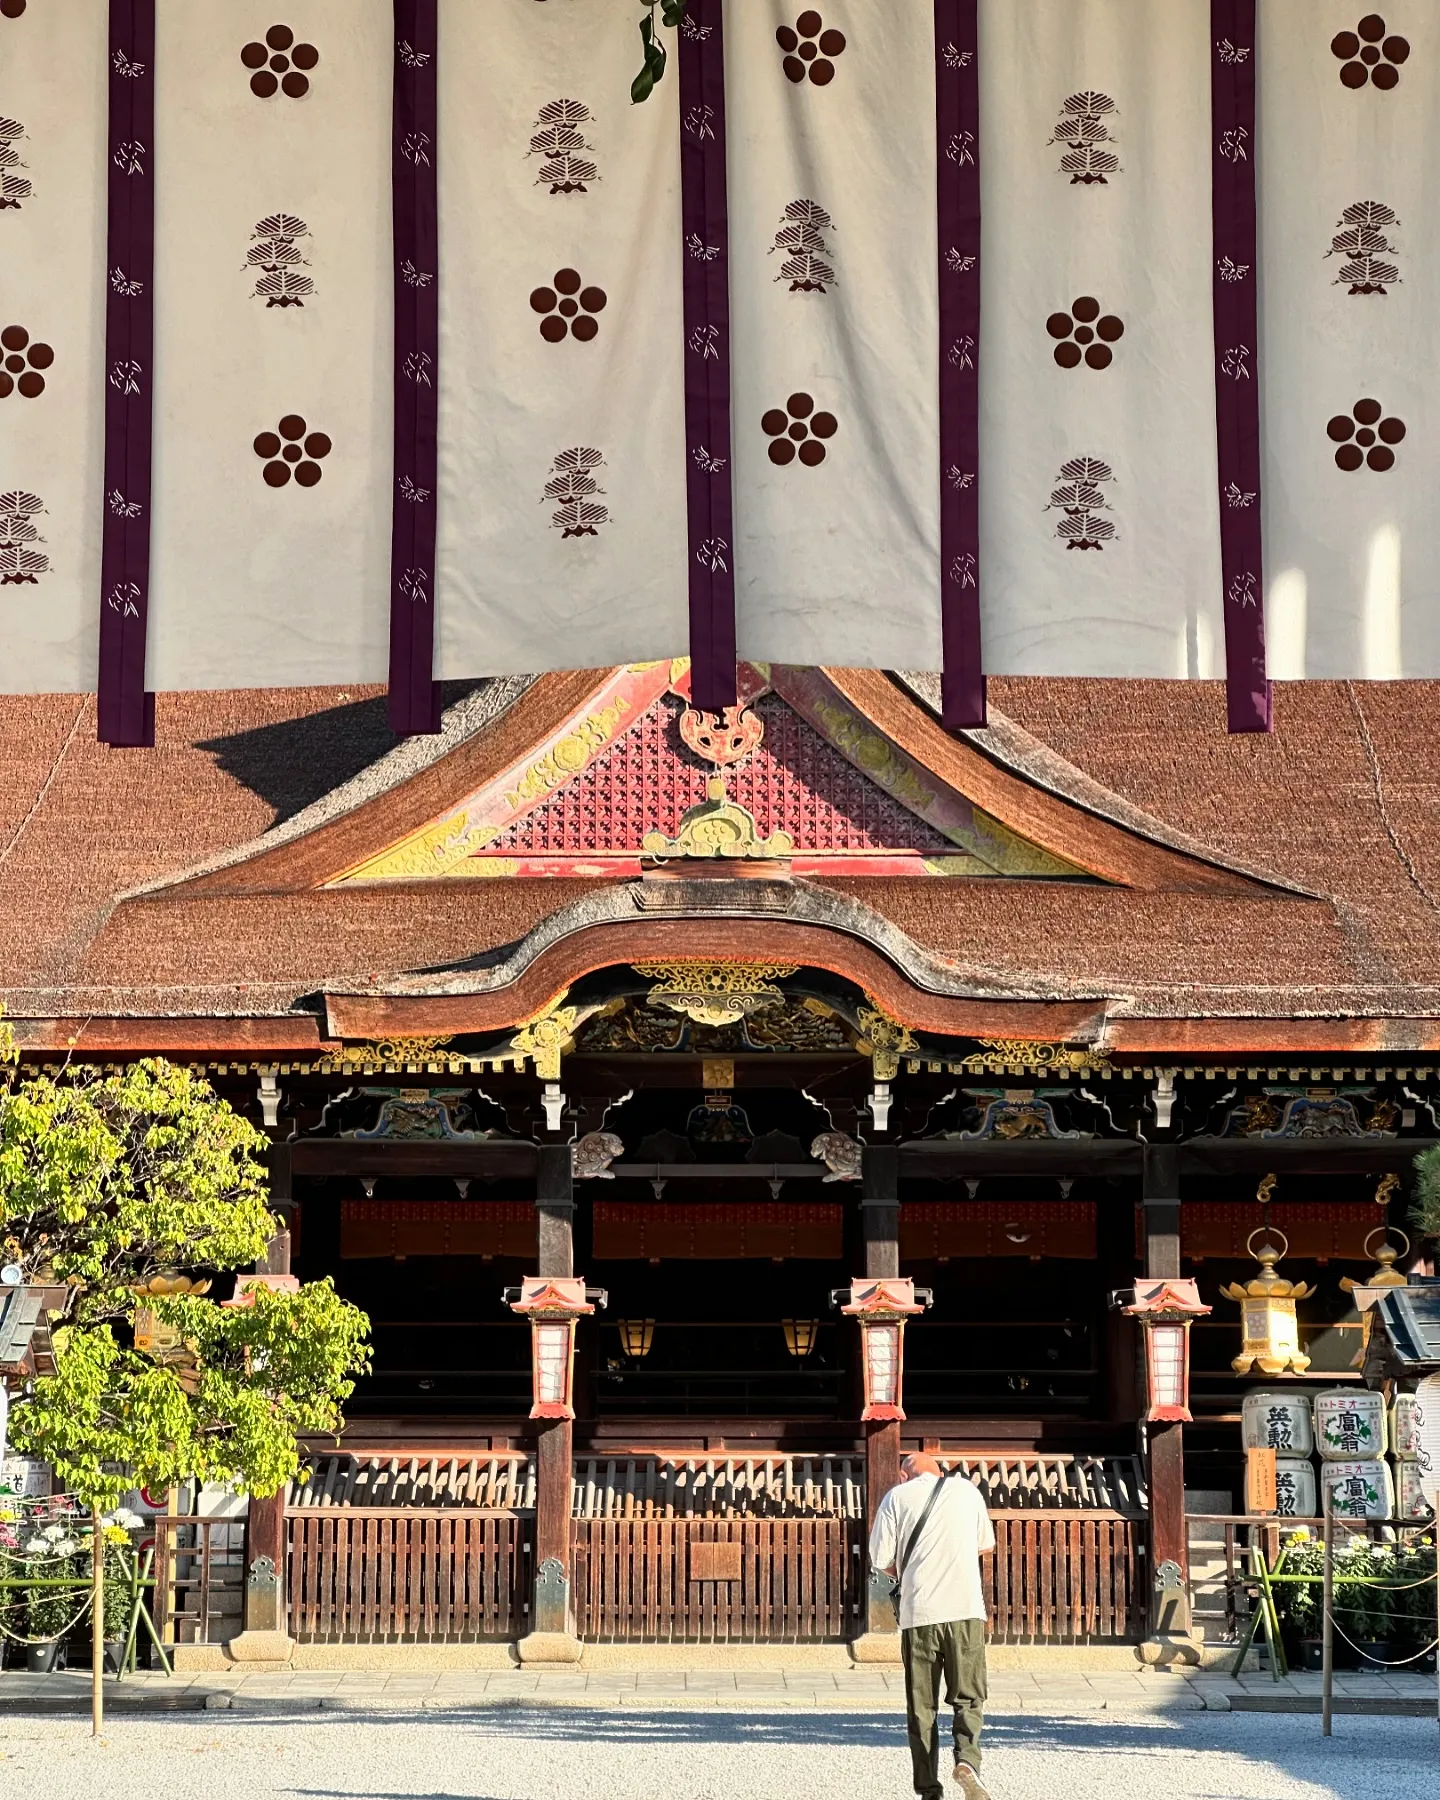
0, 1047, 370, 1506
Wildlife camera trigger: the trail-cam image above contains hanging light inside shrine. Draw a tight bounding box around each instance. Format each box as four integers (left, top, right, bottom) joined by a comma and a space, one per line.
1220, 1226, 1315, 1377
506, 1276, 598, 1419
782, 1318, 819, 1358
840, 1279, 926, 1420
617, 1317, 655, 1359
1116, 1278, 1211, 1422
1340, 1225, 1410, 1368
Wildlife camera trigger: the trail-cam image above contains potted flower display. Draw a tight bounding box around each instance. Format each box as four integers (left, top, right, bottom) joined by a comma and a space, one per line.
20, 1520, 84, 1671
1332, 1537, 1393, 1669
95, 1511, 144, 1675
1277, 1532, 1325, 1669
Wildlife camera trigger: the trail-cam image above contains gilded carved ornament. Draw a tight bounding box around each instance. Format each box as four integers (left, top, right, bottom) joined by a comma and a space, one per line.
335, 1033, 456, 1068
641, 778, 794, 860
945, 1038, 1111, 1075
508, 996, 588, 1081
634, 961, 799, 1029
855, 1003, 919, 1081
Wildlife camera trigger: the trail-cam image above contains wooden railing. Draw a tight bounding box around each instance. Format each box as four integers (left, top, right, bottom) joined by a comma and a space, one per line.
153, 1516, 246, 1645
985, 1513, 1144, 1644
571, 1517, 862, 1642
285, 1508, 529, 1642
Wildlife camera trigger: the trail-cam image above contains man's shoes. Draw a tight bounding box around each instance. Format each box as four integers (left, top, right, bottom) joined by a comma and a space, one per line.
952, 1764, 991, 1800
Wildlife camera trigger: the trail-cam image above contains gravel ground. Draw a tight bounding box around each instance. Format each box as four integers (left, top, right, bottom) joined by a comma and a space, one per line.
0, 1706, 1434, 1800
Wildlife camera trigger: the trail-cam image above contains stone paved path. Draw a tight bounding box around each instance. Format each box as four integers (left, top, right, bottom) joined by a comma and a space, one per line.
0, 1705, 1434, 1800
0, 1663, 1434, 1714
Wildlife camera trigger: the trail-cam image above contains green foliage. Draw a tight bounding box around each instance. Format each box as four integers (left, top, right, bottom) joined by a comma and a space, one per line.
1411, 1144, 1440, 1239
0, 1051, 371, 1507
631, 2, 687, 104
1276, 1532, 1323, 1636
12, 1283, 370, 1507
0, 1059, 274, 1320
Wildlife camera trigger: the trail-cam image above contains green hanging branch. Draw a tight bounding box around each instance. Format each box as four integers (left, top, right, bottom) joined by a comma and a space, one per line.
632, 2, 688, 105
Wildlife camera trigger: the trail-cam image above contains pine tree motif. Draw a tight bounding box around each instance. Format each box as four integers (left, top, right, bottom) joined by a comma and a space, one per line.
0, 490, 48, 584
544, 447, 609, 538
1046, 456, 1115, 550
0, 116, 31, 209
528, 99, 598, 195
247, 214, 316, 306
1048, 92, 1120, 185
769, 198, 836, 293
1326, 201, 1400, 295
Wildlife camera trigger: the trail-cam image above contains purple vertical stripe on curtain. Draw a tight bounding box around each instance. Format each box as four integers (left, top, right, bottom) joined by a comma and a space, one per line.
388, 0, 440, 736
935, 1, 984, 731
679, 0, 736, 718
1211, 0, 1270, 733
97, 0, 156, 747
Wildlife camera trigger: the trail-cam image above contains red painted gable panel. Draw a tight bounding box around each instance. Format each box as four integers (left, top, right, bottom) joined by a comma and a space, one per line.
484, 694, 952, 856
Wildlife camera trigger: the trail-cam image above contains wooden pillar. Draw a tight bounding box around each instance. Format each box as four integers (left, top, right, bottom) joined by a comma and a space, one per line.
524, 1140, 581, 1656
536, 1144, 575, 1277
1142, 1142, 1192, 1643
231, 1133, 295, 1661
258, 1142, 292, 1275
232, 1489, 290, 1660
860, 1144, 902, 1642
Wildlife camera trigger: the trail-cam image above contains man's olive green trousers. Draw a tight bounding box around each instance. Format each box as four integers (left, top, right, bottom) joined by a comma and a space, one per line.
900, 1618, 987, 1797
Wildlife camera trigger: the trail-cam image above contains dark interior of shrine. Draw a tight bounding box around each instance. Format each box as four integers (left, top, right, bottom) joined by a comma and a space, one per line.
288, 1077, 1371, 1494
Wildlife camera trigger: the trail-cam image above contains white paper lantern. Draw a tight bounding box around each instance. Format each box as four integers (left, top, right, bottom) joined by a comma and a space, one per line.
1273, 1457, 1317, 1518
1414, 1374, 1440, 1502
1319, 1458, 1394, 1520
1390, 1393, 1421, 1460
1243, 1389, 1314, 1456
1314, 1388, 1385, 1460
1395, 1460, 1435, 1520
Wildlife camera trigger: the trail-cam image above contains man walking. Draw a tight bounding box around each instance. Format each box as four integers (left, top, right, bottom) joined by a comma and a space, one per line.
869, 1453, 996, 1800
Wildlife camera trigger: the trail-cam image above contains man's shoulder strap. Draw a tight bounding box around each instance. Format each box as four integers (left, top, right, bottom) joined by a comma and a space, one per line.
895, 1467, 963, 1586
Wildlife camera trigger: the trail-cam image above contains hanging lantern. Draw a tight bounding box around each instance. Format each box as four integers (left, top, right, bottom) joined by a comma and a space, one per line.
1117, 1277, 1211, 1422
507, 1276, 596, 1420
782, 1318, 820, 1358
1340, 1227, 1410, 1368
1220, 1228, 1315, 1376
1415, 1372, 1440, 1504
840, 1278, 924, 1421
617, 1317, 655, 1359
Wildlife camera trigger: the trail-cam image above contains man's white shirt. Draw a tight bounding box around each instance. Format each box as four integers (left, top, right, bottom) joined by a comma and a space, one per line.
868, 1473, 996, 1631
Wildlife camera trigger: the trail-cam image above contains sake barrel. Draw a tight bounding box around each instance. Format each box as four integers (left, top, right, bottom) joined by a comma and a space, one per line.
1390, 1392, 1421, 1459
1314, 1387, 1385, 1460
1415, 1373, 1440, 1501
1272, 1456, 1317, 1518
1395, 1459, 1434, 1520
1318, 1458, 1394, 1520
1242, 1389, 1314, 1456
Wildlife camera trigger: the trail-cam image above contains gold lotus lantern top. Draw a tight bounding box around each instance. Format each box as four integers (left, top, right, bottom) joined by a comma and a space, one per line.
1340, 1225, 1411, 1368
1220, 1226, 1316, 1376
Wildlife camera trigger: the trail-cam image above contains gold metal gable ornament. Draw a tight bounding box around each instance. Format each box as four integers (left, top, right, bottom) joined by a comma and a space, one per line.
641, 777, 794, 860
634, 961, 799, 1029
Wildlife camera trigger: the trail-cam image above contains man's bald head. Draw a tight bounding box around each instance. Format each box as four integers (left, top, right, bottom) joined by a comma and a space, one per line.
901, 1453, 943, 1480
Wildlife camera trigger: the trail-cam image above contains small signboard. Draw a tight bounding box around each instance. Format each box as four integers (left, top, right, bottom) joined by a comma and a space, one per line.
689, 1540, 744, 1584
1245, 1446, 1278, 1515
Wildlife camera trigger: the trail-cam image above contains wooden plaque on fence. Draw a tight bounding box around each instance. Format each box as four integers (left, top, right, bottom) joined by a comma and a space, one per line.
1245, 1447, 1277, 1514
689, 1541, 745, 1583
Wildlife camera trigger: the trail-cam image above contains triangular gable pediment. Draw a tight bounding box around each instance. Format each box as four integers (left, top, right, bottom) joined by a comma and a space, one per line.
138, 664, 1287, 905
327, 664, 1085, 884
